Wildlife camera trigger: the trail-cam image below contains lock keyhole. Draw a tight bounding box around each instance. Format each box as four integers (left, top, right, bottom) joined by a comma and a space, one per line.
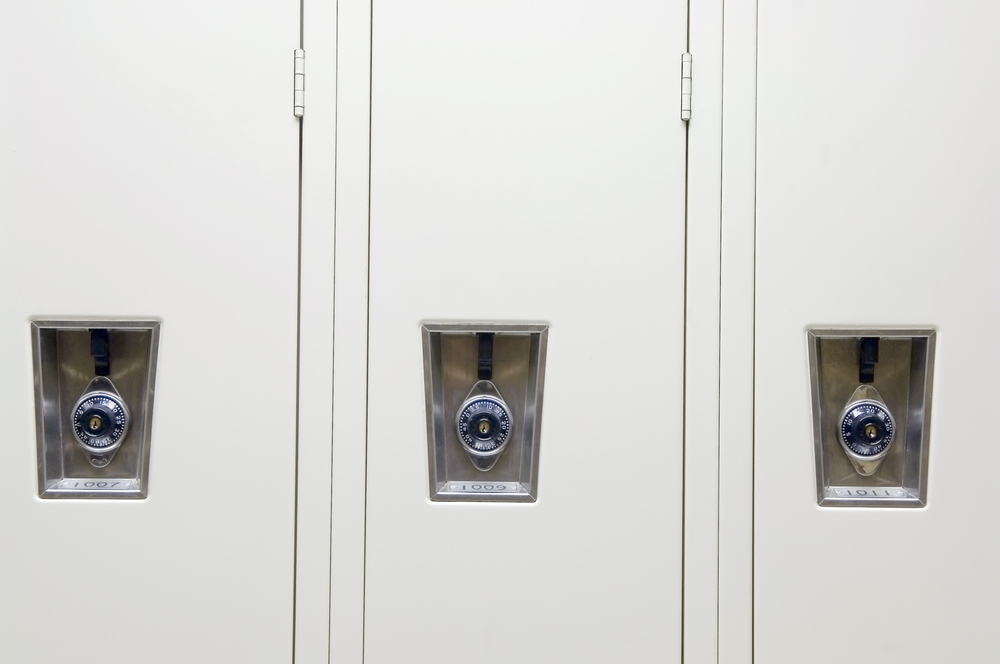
865, 424, 878, 439
478, 420, 491, 435
89, 415, 103, 431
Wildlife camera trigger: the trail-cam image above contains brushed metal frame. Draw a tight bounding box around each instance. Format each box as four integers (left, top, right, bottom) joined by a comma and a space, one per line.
807, 327, 936, 507
31, 319, 160, 499
421, 322, 548, 502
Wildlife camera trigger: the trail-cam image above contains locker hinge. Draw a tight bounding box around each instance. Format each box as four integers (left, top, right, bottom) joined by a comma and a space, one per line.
681, 53, 692, 121
293, 49, 305, 118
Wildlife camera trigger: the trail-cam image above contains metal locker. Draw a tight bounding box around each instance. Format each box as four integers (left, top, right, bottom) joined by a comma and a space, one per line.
0, 2, 301, 661
325, 1, 694, 661
719, 0, 1000, 660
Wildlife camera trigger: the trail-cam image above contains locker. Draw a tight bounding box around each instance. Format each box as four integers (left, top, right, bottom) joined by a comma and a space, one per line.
0, 1, 301, 661
718, 0, 1000, 660
26, 1, 1000, 662
324, 0, 695, 661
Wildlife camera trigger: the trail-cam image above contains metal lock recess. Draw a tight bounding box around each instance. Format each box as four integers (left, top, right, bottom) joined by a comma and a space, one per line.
31, 320, 159, 499
807, 328, 935, 507
422, 323, 548, 502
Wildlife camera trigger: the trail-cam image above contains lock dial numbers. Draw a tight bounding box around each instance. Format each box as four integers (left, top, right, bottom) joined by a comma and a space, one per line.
840, 401, 894, 457
457, 396, 511, 454
72, 393, 129, 452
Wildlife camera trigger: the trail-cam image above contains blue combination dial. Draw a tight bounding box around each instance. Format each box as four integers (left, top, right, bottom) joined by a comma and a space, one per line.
840, 401, 894, 457
72, 391, 129, 452
457, 395, 511, 454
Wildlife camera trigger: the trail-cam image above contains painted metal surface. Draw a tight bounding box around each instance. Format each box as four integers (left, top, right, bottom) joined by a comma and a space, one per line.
361, 1, 688, 661
752, 1, 1000, 660
0, 1, 300, 661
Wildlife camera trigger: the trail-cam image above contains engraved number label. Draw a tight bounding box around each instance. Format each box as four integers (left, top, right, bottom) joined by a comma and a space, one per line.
831, 487, 907, 498
447, 482, 519, 493
57, 479, 133, 490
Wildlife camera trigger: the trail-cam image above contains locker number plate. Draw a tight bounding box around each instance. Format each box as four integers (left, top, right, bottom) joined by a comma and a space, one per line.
446, 482, 520, 493
827, 486, 909, 499
55, 479, 134, 491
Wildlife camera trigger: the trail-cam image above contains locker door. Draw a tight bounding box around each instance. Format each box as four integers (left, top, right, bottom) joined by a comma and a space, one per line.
358, 1, 689, 661
746, 1, 1000, 660
0, 2, 300, 661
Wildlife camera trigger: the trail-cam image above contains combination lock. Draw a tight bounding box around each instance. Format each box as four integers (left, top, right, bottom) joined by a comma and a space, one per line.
837, 384, 895, 476
71, 376, 130, 468
456, 380, 513, 471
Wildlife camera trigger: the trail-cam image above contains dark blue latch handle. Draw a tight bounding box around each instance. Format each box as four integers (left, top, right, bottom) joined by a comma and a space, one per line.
91, 329, 111, 376
478, 333, 493, 381
859, 337, 878, 384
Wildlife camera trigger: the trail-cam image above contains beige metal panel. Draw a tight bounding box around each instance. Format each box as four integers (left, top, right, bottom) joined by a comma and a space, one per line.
0, 1, 300, 662
753, 1, 1000, 661
296, 0, 339, 659
717, 0, 757, 661
363, 1, 687, 661
685, 0, 726, 661
328, 0, 373, 661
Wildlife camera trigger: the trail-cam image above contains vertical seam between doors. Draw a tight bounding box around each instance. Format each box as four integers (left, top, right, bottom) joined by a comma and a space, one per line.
362, 0, 374, 661
327, 3, 340, 661
292, 12, 305, 657
717, 3, 726, 662
751, 0, 759, 659
292, 3, 306, 661
681, 81, 690, 664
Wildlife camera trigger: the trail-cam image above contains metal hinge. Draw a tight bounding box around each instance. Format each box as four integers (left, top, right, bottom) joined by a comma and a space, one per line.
681, 53, 692, 121
294, 49, 305, 118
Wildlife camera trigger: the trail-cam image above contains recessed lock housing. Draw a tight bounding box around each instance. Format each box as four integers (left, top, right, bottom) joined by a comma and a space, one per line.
422, 323, 548, 502
31, 320, 160, 499
807, 328, 935, 507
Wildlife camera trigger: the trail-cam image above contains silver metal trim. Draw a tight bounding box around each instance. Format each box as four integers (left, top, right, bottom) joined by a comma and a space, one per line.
31, 318, 160, 499
422, 322, 548, 502
807, 327, 936, 508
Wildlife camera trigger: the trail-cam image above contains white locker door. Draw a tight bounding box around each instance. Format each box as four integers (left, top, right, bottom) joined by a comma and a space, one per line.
751, 1, 1000, 660
0, 2, 300, 662
363, 1, 688, 662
